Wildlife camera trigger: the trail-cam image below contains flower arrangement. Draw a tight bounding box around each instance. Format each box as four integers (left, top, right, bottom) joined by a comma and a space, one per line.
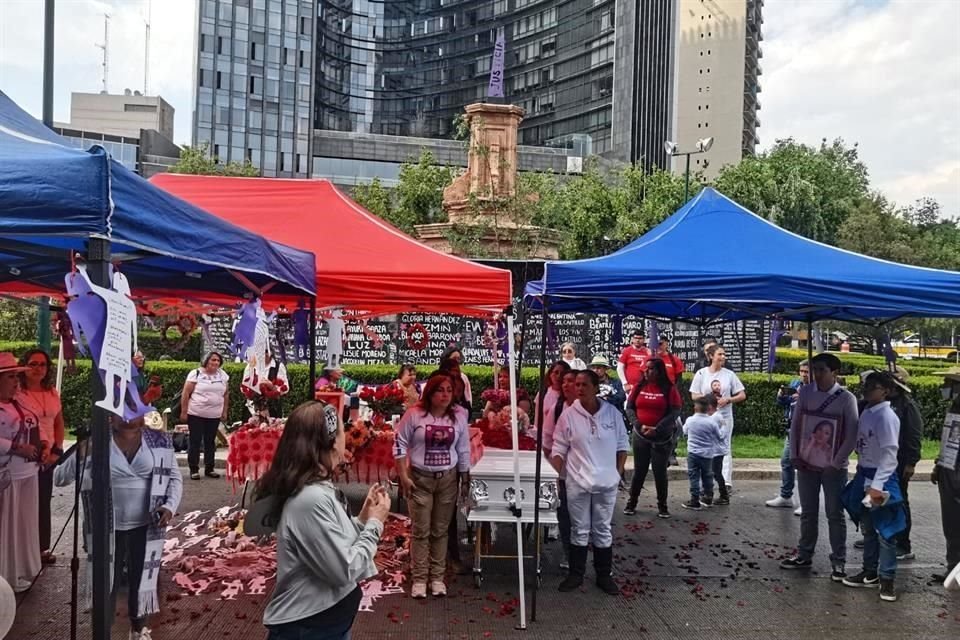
480, 388, 511, 411
358, 383, 406, 419
226, 422, 284, 485
472, 410, 536, 451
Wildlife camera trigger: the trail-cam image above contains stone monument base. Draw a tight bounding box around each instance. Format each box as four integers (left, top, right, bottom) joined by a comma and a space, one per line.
415, 222, 561, 259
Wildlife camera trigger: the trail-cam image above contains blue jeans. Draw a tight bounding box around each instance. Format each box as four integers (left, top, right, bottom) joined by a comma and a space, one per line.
780, 434, 795, 499
687, 453, 714, 499
861, 506, 897, 579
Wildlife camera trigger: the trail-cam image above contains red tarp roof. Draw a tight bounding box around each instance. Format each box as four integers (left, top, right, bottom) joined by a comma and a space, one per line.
150, 174, 512, 316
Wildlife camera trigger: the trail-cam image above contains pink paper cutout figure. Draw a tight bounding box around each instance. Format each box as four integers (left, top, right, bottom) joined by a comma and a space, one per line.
178, 510, 205, 524
247, 575, 268, 595
220, 579, 243, 600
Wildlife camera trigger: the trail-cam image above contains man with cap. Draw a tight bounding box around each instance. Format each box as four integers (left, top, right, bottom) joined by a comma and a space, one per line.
853, 367, 923, 560
590, 355, 626, 410
617, 331, 653, 396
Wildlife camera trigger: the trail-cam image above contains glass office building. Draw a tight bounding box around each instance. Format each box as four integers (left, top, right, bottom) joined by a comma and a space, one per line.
193, 0, 315, 177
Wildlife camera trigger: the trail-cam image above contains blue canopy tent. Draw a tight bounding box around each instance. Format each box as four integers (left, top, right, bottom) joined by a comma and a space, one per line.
0, 90, 316, 300
520, 188, 960, 618
525, 187, 960, 324
0, 90, 316, 640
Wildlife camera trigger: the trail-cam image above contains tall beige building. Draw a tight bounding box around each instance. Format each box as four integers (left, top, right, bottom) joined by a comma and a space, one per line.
670, 0, 762, 179
66, 91, 175, 141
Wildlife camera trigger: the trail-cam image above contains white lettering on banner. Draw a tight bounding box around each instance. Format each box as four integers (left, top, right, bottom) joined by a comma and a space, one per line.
203, 313, 770, 371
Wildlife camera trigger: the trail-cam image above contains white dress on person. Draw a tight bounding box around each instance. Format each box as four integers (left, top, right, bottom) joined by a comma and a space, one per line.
0, 399, 41, 592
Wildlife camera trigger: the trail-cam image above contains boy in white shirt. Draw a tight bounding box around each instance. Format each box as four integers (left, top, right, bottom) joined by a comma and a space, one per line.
842, 372, 902, 602
682, 394, 725, 510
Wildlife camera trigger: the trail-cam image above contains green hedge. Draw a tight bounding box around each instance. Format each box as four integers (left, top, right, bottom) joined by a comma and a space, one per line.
773, 348, 951, 378
0, 331, 203, 364
51, 363, 950, 441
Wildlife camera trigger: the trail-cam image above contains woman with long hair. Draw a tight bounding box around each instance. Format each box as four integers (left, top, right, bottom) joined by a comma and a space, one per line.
394, 372, 471, 599
180, 352, 230, 480
260, 401, 390, 640
440, 346, 472, 408
536, 361, 572, 457
623, 358, 683, 519
16, 348, 65, 565
689, 344, 746, 503
394, 364, 420, 411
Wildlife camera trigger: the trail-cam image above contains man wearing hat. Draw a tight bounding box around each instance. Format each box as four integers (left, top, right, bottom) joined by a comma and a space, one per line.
0, 353, 41, 594
590, 355, 626, 411
855, 367, 923, 560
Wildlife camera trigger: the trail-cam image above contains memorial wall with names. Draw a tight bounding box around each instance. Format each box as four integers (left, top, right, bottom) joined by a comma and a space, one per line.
205, 312, 771, 373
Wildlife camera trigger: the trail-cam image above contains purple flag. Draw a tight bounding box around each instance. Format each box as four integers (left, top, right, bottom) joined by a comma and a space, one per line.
487, 31, 505, 99
768, 320, 786, 373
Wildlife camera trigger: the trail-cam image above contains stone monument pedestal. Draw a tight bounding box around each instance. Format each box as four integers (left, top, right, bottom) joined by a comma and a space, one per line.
415, 102, 562, 259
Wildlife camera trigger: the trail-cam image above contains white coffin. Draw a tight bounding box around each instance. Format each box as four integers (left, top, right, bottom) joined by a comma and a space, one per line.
469, 449, 559, 513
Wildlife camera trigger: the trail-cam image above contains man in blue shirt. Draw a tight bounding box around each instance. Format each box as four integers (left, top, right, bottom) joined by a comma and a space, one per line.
766, 360, 808, 510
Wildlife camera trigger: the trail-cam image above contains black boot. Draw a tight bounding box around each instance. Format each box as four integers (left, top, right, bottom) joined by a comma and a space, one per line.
559, 545, 587, 592
715, 482, 730, 506
593, 546, 620, 595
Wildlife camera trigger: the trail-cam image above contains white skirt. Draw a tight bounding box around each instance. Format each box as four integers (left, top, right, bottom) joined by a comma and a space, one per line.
0, 474, 41, 592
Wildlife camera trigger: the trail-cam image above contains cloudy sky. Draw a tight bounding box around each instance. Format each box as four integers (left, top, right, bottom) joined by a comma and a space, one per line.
1, 0, 958, 215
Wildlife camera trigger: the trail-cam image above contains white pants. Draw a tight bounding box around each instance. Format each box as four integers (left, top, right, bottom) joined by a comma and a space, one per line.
565, 481, 617, 548
721, 419, 735, 486
0, 475, 41, 592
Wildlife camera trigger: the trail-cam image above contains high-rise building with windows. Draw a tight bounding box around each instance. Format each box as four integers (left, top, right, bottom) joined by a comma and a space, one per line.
193, 0, 315, 177
193, 0, 761, 178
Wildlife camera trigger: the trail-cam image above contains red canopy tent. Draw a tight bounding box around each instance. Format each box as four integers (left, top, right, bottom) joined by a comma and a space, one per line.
150, 174, 512, 316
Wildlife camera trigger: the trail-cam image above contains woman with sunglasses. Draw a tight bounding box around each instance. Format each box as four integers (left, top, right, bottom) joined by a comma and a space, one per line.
17, 348, 65, 565
560, 342, 587, 371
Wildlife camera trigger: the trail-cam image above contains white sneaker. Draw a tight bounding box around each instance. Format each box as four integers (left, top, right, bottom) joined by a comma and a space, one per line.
411, 582, 427, 599
430, 580, 447, 597
793, 507, 802, 516
765, 496, 793, 508
129, 628, 152, 640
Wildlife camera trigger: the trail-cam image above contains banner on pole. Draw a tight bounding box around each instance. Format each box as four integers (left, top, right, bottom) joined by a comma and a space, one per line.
487, 31, 505, 98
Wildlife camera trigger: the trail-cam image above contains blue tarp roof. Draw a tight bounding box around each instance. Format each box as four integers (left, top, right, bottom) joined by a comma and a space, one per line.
0, 90, 316, 299
525, 188, 960, 323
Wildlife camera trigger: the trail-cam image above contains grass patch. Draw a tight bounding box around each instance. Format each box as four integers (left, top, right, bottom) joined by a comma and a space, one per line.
673, 435, 942, 460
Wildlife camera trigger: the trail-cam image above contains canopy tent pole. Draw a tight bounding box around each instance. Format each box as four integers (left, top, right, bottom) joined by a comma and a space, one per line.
55, 337, 65, 392
308, 297, 317, 390
531, 296, 549, 621
807, 318, 814, 367
87, 237, 113, 640
505, 309, 527, 629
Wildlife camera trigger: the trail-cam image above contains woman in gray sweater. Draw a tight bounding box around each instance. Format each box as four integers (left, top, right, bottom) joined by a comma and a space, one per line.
258, 401, 390, 640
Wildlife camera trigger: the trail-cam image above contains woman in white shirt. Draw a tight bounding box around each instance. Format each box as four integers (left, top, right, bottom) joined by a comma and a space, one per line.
560, 342, 588, 371
0, 353, 41, 593
180, 352, 230, 480
259, 401, 389, 640
550, 370, 629, 596
394, 372, 471, 599
689, 344, 746, 495
536, 360, 572, 456
16, 348, 65, 565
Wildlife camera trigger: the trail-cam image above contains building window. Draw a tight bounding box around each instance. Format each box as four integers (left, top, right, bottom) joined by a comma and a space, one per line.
250, 42, 259, 61
216, 71, 224, 89
124, 104, 157, 113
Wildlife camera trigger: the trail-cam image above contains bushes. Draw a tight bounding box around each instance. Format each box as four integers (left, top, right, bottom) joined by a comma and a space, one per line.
773, 348, 950, 378
0, 331, 203, 364
52, 362, 952, 441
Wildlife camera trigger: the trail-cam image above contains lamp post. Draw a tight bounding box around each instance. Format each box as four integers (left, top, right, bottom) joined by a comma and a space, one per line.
664, 137, 714, 201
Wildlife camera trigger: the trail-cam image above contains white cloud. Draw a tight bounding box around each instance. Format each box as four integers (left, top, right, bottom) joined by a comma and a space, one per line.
761, 0, 960, 217
0, 0, 195, 144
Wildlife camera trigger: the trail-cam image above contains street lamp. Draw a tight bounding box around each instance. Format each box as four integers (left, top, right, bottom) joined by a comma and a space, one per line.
664, 137, 714, 201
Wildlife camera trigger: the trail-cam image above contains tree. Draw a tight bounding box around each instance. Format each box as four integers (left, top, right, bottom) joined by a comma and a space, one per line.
168, 142, 259, 177
351, 178, 396, 225
394, 150, 455, 228
713, 138, 870, 244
